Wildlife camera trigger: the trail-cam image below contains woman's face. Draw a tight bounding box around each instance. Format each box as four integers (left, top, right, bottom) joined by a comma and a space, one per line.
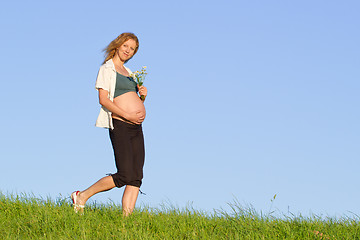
117, 39, 137, 62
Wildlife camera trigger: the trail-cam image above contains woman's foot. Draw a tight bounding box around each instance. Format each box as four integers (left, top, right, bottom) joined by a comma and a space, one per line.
71, 191, 85, 213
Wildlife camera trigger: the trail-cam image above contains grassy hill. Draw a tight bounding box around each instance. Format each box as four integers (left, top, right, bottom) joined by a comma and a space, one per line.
0, 193, 359, 239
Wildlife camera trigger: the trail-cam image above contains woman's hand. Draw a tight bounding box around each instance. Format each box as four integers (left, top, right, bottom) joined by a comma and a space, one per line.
98, 88, 144, 124
126, 111, 145, 124
138, 84, 147, 101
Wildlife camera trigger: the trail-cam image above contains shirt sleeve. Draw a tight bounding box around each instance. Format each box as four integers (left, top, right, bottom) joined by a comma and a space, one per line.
95, 66, 110, 92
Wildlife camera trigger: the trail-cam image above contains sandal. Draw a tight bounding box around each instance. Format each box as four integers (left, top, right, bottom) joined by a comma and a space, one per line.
71, 191, 85, 213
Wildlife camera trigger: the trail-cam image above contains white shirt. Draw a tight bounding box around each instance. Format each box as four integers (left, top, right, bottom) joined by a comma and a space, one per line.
95, 59, 133, 129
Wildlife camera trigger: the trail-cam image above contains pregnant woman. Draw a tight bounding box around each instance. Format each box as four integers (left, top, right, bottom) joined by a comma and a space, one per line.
71, 32, 147, 216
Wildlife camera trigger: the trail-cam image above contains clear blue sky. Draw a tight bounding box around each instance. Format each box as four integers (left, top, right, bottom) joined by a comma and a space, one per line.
1, 0, 359, 217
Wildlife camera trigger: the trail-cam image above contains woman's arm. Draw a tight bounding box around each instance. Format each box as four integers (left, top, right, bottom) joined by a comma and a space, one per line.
98, 88, 145, 124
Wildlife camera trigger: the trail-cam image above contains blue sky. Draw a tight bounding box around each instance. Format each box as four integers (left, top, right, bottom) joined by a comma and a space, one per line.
0, 0, 359, 217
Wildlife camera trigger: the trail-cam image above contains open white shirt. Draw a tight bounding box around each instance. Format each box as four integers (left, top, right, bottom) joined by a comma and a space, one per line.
95, 59, 133, 129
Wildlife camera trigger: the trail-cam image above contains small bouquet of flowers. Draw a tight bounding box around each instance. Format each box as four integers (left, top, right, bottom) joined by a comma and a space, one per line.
131, 66, 147, 101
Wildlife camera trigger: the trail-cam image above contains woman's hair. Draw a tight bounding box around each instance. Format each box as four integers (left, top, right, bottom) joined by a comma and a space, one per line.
103, 32, 139, 64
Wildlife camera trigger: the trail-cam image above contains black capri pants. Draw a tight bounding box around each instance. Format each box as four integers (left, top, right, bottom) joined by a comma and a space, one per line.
109, 118, 145, 188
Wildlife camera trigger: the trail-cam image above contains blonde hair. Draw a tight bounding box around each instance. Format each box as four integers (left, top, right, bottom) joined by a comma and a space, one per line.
103, 32, 139, 64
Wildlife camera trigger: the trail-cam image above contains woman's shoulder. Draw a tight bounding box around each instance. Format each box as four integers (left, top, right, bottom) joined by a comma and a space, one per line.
98, 59, 115, 73
99, 59, 114, 69
124, 65, 133, 75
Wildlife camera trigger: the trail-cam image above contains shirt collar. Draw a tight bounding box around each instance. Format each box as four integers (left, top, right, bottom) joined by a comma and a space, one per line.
104, 59, 115, 70
104, 58, 132, 75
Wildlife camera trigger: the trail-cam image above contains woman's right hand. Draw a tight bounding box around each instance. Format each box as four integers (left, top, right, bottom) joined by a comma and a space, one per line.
99, 88, 144, 124
126, 111, 145, 124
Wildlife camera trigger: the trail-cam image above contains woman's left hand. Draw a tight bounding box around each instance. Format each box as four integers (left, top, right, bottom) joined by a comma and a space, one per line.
138, 84, 147, 98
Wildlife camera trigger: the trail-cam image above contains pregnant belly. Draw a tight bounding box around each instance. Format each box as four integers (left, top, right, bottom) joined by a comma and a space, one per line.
113, 91, 146, 120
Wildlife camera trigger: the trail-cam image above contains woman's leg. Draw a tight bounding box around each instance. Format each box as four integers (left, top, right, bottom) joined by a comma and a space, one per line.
122, 185, 140, 216
77, 176, 116, 205
121, 125, 144, 216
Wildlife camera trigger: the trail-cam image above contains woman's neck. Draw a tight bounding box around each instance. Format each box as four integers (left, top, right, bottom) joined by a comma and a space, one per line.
112, 54, 125, 67
112, 57, 129, 75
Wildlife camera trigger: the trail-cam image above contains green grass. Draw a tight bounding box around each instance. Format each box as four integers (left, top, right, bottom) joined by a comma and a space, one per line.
0, 193, 359, 239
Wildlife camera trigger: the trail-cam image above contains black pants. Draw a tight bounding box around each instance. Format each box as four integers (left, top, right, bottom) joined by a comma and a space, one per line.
109, 119, 145, 188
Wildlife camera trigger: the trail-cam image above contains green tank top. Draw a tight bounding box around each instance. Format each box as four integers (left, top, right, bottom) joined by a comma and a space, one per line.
114, 72, 138, 98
